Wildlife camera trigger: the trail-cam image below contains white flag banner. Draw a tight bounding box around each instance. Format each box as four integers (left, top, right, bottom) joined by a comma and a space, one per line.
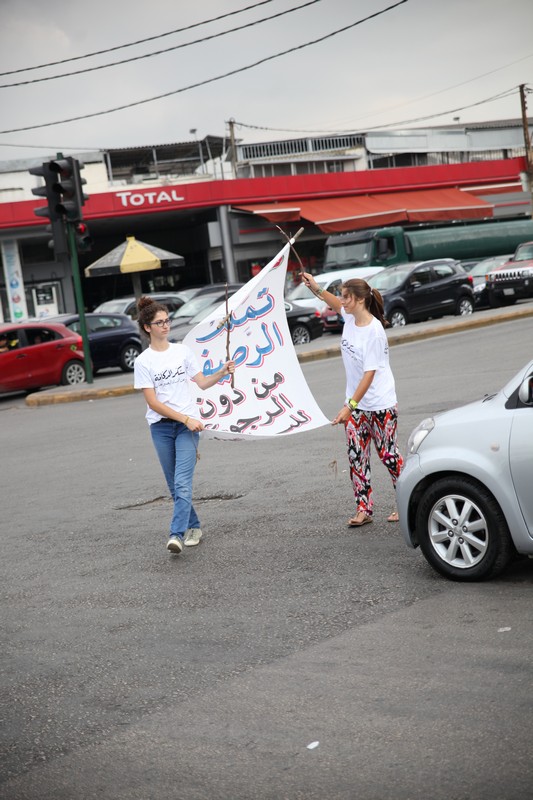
183, 242, 330, 439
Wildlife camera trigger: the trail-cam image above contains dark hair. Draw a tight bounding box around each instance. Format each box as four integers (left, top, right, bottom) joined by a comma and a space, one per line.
342, 278, 390, 329
137, 296, 169, 337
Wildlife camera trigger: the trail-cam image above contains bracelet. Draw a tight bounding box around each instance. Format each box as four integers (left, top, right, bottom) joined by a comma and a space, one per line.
184, 416, 189, 426
345, 398, 358, 411
315, 286, 324, 296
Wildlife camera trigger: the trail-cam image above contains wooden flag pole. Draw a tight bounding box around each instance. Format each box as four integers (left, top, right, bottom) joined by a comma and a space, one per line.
225, 282, 235, 389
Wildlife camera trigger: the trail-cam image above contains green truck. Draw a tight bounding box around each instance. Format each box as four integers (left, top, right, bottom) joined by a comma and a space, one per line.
323, 218, 533, 271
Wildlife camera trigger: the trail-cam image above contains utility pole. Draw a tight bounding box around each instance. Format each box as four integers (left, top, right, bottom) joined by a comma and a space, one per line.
228, 118, 238, 179
519, 84, 533, 219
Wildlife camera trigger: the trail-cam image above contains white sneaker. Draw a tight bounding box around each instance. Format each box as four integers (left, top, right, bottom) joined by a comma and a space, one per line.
184, 527, 203, 547
166, 535, 183, 554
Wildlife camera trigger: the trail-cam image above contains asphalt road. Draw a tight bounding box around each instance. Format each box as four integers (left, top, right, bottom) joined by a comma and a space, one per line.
1, 317, 532, 799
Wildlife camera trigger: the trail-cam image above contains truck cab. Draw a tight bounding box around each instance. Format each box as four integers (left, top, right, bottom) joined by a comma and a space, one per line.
323, 228, 409, 271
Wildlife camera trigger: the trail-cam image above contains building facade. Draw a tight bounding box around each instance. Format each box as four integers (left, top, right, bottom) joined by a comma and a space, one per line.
0, 121, 530, 321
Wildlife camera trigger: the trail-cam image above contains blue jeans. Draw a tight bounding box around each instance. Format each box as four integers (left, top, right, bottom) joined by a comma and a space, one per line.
150, 420, 201, 538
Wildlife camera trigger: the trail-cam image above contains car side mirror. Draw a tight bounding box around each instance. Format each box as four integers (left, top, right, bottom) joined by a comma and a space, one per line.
518, 376, 533, 405
409, 281, 421, 291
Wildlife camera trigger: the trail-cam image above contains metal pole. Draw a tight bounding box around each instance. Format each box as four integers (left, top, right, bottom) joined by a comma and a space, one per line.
217, 205, 237, 283
519, 84, 533, 219
66, 222, 93, 383
228, 118, 238, 179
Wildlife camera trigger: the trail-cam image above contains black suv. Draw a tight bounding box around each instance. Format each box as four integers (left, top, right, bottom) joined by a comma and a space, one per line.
368, 259, 474, 327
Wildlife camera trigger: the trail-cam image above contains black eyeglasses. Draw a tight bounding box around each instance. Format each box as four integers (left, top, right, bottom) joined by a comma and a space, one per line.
149, 318, 171, 328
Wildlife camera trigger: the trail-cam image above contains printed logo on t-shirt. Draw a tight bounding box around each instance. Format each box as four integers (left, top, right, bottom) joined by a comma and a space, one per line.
153, 365, 187, 387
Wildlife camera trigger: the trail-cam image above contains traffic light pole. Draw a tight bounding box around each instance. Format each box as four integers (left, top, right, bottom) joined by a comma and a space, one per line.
66, 222, 93, 384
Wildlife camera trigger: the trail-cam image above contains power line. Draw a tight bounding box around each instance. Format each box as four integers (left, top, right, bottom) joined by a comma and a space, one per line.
0, 0, 409, 135
232, 87, 524, 136
0, 0, 276, 77
0, 0, 324, 88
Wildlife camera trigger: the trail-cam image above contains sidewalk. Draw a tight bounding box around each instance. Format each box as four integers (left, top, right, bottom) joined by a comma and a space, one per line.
25, 301, 533, 407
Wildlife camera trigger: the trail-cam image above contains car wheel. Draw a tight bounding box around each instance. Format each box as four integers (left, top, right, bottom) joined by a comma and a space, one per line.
61, 360, 86, 385
291, 324, 311, 345
455, 296, 474, 316
119, 343, 141, 371
415, 477, 514, 581
389, 308, 407, 327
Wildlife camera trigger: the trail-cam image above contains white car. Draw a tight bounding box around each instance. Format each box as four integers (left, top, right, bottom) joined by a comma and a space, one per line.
285, 265, 383, 312
397, 360, 533, 581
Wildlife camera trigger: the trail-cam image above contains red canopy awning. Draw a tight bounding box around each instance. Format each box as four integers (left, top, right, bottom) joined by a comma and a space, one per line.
235, 188, 493, 233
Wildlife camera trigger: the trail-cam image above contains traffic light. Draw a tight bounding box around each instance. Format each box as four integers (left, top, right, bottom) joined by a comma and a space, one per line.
29, 161, 62, 223
46, 219, 69, 259
49, 157, 87, 222
74, 222, 92, 253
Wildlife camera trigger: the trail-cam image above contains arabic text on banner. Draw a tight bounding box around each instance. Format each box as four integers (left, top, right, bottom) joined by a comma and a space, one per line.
183, 243, 330, 439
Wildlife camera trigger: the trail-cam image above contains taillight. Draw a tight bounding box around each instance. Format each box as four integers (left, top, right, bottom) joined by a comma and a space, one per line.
314, 310, 321, 318
466, 275, 473, 286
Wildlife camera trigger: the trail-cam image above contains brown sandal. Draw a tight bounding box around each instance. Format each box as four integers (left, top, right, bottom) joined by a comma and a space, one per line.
387, 510, 399, 522
348, 513, 373, 527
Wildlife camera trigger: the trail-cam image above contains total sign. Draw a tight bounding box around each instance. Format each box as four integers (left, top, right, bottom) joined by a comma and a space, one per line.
115, 189, 185, 208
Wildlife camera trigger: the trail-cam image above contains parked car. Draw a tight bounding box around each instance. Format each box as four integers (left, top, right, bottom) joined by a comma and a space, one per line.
174, 282, 244, 303
47, 313, 142, 373
93, 291, 190, 319
285, 301, 324, 344
367, 259, 474, 327
320, 304, 343, 333
463, 254, 513, 308
170, 298, 323, 345
485, 241, 533, 308
397, 359, 533, 581
285, 266, 384, 313
0, 321, 85, 393
169, 286, 244, 339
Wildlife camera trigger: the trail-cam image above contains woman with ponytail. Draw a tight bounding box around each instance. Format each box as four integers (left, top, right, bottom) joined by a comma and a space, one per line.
301, 273, 403, 528
133, 296, 235, 555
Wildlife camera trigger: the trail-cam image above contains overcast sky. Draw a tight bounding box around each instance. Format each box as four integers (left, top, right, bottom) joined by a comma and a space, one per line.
0, 0, 532, 164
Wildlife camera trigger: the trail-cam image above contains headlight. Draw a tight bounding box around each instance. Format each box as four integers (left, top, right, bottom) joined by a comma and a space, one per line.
473, 283, 485, 294
406, 417, 435, 454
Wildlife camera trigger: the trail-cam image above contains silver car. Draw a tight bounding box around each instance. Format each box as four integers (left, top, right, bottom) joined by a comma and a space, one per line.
397, 359, 533, 581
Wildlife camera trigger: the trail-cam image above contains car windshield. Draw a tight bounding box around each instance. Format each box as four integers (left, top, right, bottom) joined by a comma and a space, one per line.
368, 264, 412, 291
171, 294, 224, 320
324, 240, 371, 268
469, 256, 512, 276
95, 300, 128, 314
286, 280, 327, 302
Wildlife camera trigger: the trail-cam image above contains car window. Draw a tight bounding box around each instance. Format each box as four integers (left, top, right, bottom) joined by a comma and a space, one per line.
432, 264, 455, 280
91, 315, 122, 331
172, 294, 225, 319
327, 279, 342, 296
26, 327, 60, 346
0, 331, 20, 351
368, 264, 412, 291
411, 268, 433, 285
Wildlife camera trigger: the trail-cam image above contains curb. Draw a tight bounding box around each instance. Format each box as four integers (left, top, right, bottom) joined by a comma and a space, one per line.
25, 306, 533, 407
25, 384, 136, 407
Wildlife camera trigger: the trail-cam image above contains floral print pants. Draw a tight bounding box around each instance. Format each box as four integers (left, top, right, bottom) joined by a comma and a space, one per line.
344, 406, 404, 517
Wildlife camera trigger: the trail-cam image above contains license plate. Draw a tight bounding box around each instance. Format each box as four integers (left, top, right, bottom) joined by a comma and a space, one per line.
503, 288, 515, 296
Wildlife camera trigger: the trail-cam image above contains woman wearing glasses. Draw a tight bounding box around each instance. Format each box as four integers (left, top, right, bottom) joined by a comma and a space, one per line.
134, 296, 235, 555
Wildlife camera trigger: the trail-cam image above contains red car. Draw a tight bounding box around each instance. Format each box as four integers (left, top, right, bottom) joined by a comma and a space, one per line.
320, 304, 343, 333
0, 321, 85, 394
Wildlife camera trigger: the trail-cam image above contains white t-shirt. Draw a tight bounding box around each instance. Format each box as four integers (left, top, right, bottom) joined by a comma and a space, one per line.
133, 342, 201, 425
340, 310, 397, 411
